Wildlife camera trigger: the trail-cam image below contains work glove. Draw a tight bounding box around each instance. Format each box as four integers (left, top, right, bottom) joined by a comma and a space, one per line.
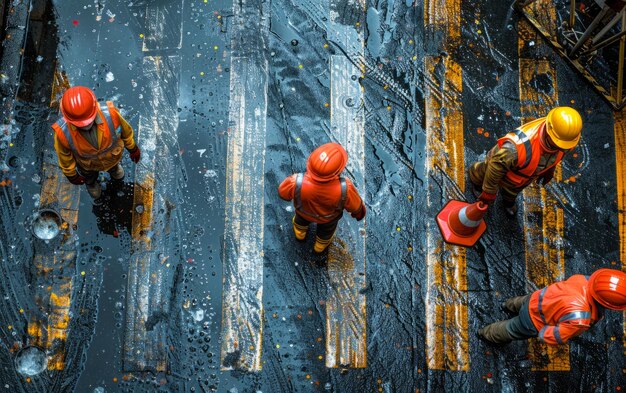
477, 191, 497, 205
351, 204, 366, 221
537, 171, 554, 186
66, 173, 86, 185
129, 146, 141, 163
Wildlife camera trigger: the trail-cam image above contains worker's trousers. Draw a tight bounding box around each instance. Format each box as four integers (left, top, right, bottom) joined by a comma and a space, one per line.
481, 294, 538, 344
294, 212, 341, 240
79, 163, 125, 185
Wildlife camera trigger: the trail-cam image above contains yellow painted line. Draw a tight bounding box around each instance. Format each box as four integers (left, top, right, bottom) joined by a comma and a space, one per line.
424, 0, 461, 45
47, 284, 71, 370
518, 16, 570, 372
131, 178, 155, 247
49, 66, 70, 108
613, 109, 626, 356
28, 70, 81, 369
219, 1, 269, 371
424, 53, 468, 371
325, 0, 367, 369
27, 318, 43, 348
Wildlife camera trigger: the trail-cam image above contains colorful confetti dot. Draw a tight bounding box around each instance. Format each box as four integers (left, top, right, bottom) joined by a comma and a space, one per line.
72, 20, 79, 26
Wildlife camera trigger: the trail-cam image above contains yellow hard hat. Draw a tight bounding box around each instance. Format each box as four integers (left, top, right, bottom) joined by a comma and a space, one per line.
545, 106, 582, 150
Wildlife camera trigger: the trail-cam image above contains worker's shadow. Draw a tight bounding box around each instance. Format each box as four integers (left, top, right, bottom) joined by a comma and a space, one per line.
91, 179, 134, 237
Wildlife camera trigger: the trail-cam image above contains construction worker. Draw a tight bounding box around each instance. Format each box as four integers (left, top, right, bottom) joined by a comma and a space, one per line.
477, 268, 626, 345
52, 86, 140, 201
468, 106, 582, 217
278, 143, 366, 253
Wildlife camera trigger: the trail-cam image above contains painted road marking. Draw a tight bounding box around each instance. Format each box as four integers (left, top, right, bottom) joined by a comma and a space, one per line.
124, 0, 184, 372
613, 109, 626, 364
123, 55, 181, 373
518, 11, 570, 371
26, 69, 78, 371
325, 0, 367, 368
142, 0, 185, 52
424, 0, 468, 371
219, 0, 269, 372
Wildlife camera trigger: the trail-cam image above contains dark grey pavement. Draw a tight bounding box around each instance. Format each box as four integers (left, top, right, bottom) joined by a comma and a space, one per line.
0, 0, 624, 392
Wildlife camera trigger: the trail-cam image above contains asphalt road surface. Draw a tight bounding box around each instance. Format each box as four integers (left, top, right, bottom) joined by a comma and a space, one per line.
0, 0, 625, 392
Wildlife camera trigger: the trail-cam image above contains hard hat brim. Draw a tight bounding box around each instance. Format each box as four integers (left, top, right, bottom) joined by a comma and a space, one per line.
67, 112, 97, 128
546, 127, 580, 150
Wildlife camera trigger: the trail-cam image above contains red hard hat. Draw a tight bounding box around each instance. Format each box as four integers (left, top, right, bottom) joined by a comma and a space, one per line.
587, 268, 626, 310
61, 86, 98, 127
306, 143, 348, 181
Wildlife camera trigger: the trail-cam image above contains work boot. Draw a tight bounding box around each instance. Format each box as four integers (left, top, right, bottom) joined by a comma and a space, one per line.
477, 321, 513, 345
86, 181, 102, 200
503, 200, 518, 218
501, 295, 529, 315
292, 216, 308, 242
314, 235, 334, 253
109, 164, 125, 180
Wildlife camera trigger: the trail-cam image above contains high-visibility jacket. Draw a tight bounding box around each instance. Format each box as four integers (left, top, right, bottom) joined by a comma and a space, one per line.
497, 117, 565, 187
52, 101, 136, 177
529, 275, 604, 345
278, 172, 364, 224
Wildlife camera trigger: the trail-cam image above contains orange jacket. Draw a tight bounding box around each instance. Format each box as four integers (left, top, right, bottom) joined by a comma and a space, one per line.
52, 101, 136, 177
529, 275, 604, 345
497, 118, 564, 187
278, 172, 364, 224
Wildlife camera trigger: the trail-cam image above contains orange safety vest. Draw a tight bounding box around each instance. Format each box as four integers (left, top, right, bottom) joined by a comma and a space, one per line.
294, 173, 347, 220
52, 101, 124, 172
497, 118, 564, 187
528, 275, 604, 345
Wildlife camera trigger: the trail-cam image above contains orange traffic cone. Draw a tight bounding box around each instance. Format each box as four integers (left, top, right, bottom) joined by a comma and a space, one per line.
436, 200, 488, 247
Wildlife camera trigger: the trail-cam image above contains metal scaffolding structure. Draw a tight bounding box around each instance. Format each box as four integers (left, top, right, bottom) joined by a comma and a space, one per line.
516, 0, 626, 110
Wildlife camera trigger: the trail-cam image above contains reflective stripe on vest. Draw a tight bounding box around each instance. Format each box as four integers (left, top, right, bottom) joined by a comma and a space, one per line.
514, 129, 532, 171
538, 325, 563, 344
538, 287, 548, 325
553, 326, 564, 344
294, 173, 347, 219
498, 120, 564, 184
558, 311, 591, 323
54, 104, 120, 158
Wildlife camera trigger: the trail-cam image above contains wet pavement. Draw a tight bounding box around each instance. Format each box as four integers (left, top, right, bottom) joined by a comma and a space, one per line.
0, 0, 626, 391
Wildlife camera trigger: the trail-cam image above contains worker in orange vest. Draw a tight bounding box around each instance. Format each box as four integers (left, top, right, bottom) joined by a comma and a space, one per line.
52, 86, 140, 201
478, 269, 626, 345
278, 143, 366, 253
468, 107, 582, 217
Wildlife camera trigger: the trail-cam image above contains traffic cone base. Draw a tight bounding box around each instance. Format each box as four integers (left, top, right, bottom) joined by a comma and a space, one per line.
436, 200, 487, 247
